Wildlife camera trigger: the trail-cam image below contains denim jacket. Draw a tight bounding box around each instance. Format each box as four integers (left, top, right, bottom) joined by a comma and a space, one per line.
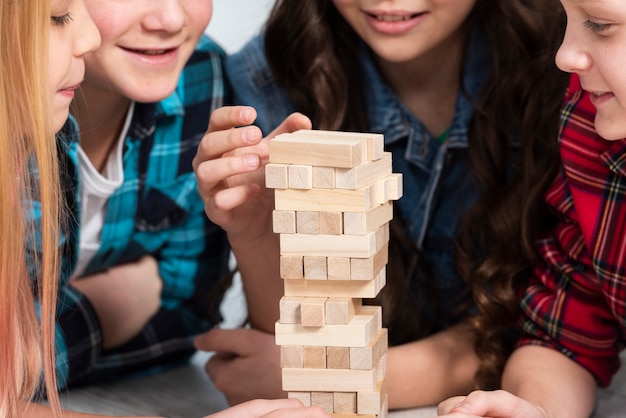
227, 29, 490, 331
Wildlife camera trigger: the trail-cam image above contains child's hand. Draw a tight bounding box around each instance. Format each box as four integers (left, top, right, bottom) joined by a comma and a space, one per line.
437, 390, 547, 417
205, 398, 330, 418
70, 256, 162, 349
194, 328, 283, 405
193, 106, 311, 243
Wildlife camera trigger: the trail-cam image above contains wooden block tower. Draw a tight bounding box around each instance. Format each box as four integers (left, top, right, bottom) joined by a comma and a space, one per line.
267, 130, 402, 417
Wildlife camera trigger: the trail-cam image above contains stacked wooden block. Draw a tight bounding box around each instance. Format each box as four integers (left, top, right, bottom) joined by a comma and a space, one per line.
266, 130, 402, 417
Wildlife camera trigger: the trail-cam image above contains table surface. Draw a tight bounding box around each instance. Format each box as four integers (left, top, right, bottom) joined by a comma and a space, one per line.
59, 350, 626, 418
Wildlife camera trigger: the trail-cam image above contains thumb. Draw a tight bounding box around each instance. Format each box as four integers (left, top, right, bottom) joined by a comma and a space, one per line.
267, 112, 312, 139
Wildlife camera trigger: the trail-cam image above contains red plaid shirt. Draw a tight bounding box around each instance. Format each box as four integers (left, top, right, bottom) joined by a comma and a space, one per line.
519, 74, 626, 386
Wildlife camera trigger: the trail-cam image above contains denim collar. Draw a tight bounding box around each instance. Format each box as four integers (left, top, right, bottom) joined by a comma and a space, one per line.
362, 25, 490, 154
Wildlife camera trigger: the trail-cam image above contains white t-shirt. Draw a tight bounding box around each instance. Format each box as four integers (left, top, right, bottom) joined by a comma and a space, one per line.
71, 102, 135, 278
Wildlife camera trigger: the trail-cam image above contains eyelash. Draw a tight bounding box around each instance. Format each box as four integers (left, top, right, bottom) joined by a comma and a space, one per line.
51, 13, 72, 26
584, 19, 611, 33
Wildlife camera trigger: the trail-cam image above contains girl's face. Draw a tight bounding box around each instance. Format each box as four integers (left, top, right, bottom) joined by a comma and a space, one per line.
556, 0, 626, 141
331, 0, 476, 65
81, 0, 212, 103
49, 0, 100, 132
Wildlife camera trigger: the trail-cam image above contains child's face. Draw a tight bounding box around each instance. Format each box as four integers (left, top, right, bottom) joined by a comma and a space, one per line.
81, 0, 212, 103
49, 0, 100, 132
556, 0, 626, 141
331, 0, 476, 65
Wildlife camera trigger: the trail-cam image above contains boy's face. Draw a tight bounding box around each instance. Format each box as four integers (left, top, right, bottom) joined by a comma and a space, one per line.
82, 0, 212, 103
556, 0, 626, 140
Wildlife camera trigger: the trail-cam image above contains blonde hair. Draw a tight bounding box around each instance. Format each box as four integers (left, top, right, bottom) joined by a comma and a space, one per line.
0, 0, 61, 415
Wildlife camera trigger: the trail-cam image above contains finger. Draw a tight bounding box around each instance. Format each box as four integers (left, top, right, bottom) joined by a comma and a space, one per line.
195, 153, 261, 196
210, 183, 262, 214
194, 328, 270, 356
207, 106, 257, 132
438, 396, 468, 414
266, 112, 312, 139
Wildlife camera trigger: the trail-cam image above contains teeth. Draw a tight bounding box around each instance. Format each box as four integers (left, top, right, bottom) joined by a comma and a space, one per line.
142, 50, 167, 55
375, 15, 410, 22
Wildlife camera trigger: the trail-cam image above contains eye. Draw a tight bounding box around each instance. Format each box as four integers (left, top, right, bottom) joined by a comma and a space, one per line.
51, 13, 72, 26
584, 19, 611, 34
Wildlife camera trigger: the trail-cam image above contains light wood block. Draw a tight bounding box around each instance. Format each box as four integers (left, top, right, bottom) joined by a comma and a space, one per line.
357, 382, 386, 415
303, 346, 327, 368
269, 132, 367, 168
386, 173, 403, 201
372, 174, 403, 205
300, 297, 327, 327
319, 212, 343, 235
281, 345, 304, 368
273, 210, 296, 234
280, 256, 303, 280
265, 163, 288, 189
313, 166, 335, 189
311, 392, 334, 413
280, 226, 386, 258
350, 328, 388, 370
288, 392, 311, 407
293, 129, 384, 162
296, 211, 319, 234
279, 296, 304, 324
376, 354, 387, 381
303, 256, 327, 280
327, 257, 351, 280
334, 392, 357, 414
326, 346, 350, 369
325, 297, 362, 325
283, 269, 386, 299
351, 244, 388, 281
288, 164, 313, 189
344, 202, 393, 236
336, 153, 392, 190
275, 306, 381, 347
282, 368, 377, 392
274, 186, 373, 213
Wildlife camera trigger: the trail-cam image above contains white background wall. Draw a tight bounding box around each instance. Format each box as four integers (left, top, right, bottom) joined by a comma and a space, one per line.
206, 0, 274, 54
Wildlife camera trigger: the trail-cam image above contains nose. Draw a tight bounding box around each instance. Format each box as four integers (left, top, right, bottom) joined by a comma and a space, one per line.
75, 0, 101, 56
555, 25, 592, 74
143, 0, 188, 32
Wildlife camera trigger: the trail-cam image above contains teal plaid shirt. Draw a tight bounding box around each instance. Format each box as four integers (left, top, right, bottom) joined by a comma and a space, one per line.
48, 36, 231, 389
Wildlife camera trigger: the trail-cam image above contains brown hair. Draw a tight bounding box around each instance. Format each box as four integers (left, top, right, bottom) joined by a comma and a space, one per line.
265, 0, 568, 387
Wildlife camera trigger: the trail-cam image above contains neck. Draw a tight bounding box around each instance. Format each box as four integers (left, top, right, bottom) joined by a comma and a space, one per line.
72, 83, 131, 172
376, 29, 467, 137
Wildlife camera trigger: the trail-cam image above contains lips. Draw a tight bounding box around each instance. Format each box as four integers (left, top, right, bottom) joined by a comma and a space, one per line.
368, 12, 424, 21
123, 47, 176, 56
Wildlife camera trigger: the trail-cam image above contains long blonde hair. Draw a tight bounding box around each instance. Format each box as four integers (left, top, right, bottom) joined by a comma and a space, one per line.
0, 0, 61, 415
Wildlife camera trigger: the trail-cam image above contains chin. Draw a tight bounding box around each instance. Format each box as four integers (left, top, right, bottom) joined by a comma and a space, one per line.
594, 119, 626, 141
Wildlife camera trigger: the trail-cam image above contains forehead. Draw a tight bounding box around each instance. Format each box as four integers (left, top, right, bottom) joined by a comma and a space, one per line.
561, 0, 626, 13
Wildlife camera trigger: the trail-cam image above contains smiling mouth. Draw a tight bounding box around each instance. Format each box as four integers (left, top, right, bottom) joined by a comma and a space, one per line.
370, 13, 423, 22
123, 47, 176, 55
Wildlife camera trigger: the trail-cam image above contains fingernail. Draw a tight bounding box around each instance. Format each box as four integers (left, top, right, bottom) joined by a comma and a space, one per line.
242, 128, 257, 144
241, 108, 252, 122
243, 154, 260, 169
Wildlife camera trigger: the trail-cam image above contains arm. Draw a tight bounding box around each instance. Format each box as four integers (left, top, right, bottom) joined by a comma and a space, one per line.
193, 106, 311, 332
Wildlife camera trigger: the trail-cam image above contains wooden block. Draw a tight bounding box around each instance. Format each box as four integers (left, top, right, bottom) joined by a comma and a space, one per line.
293, 129, 384, 162
280, 226, 386, 258
275, 306, 381, 347
281, 345, 304, 368
357, 381, 386, 415
327, 257, 351, 280
283, 367, 377, 392
288, 164, 313, 189
269, 132, 367, 168
313, 166, 335, 189
273, 210, 296, 234
386, 172, 403, 200
265, 163, 288, 189
303, 257, 327, 280
325, 297, 362, 325
283, 269, 386, 299
311, 392, 334, 413
350, 328, 388, 370
303, 346, 327, 368
300, 297, 327, 327
350, 244, 388, 281
334, 392, 357, 414
288, 392, 311, 407
344, 202, 393, 236
280, 256, 303, 280
296, 211, 319, 234
335, 153, 392, 190
279, 296, 304, 324
376, 354, 387, 381
326, 346, 350, 369
319, 212, 342, 235
274, 186, 372, 212
372, 174, 403, 205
